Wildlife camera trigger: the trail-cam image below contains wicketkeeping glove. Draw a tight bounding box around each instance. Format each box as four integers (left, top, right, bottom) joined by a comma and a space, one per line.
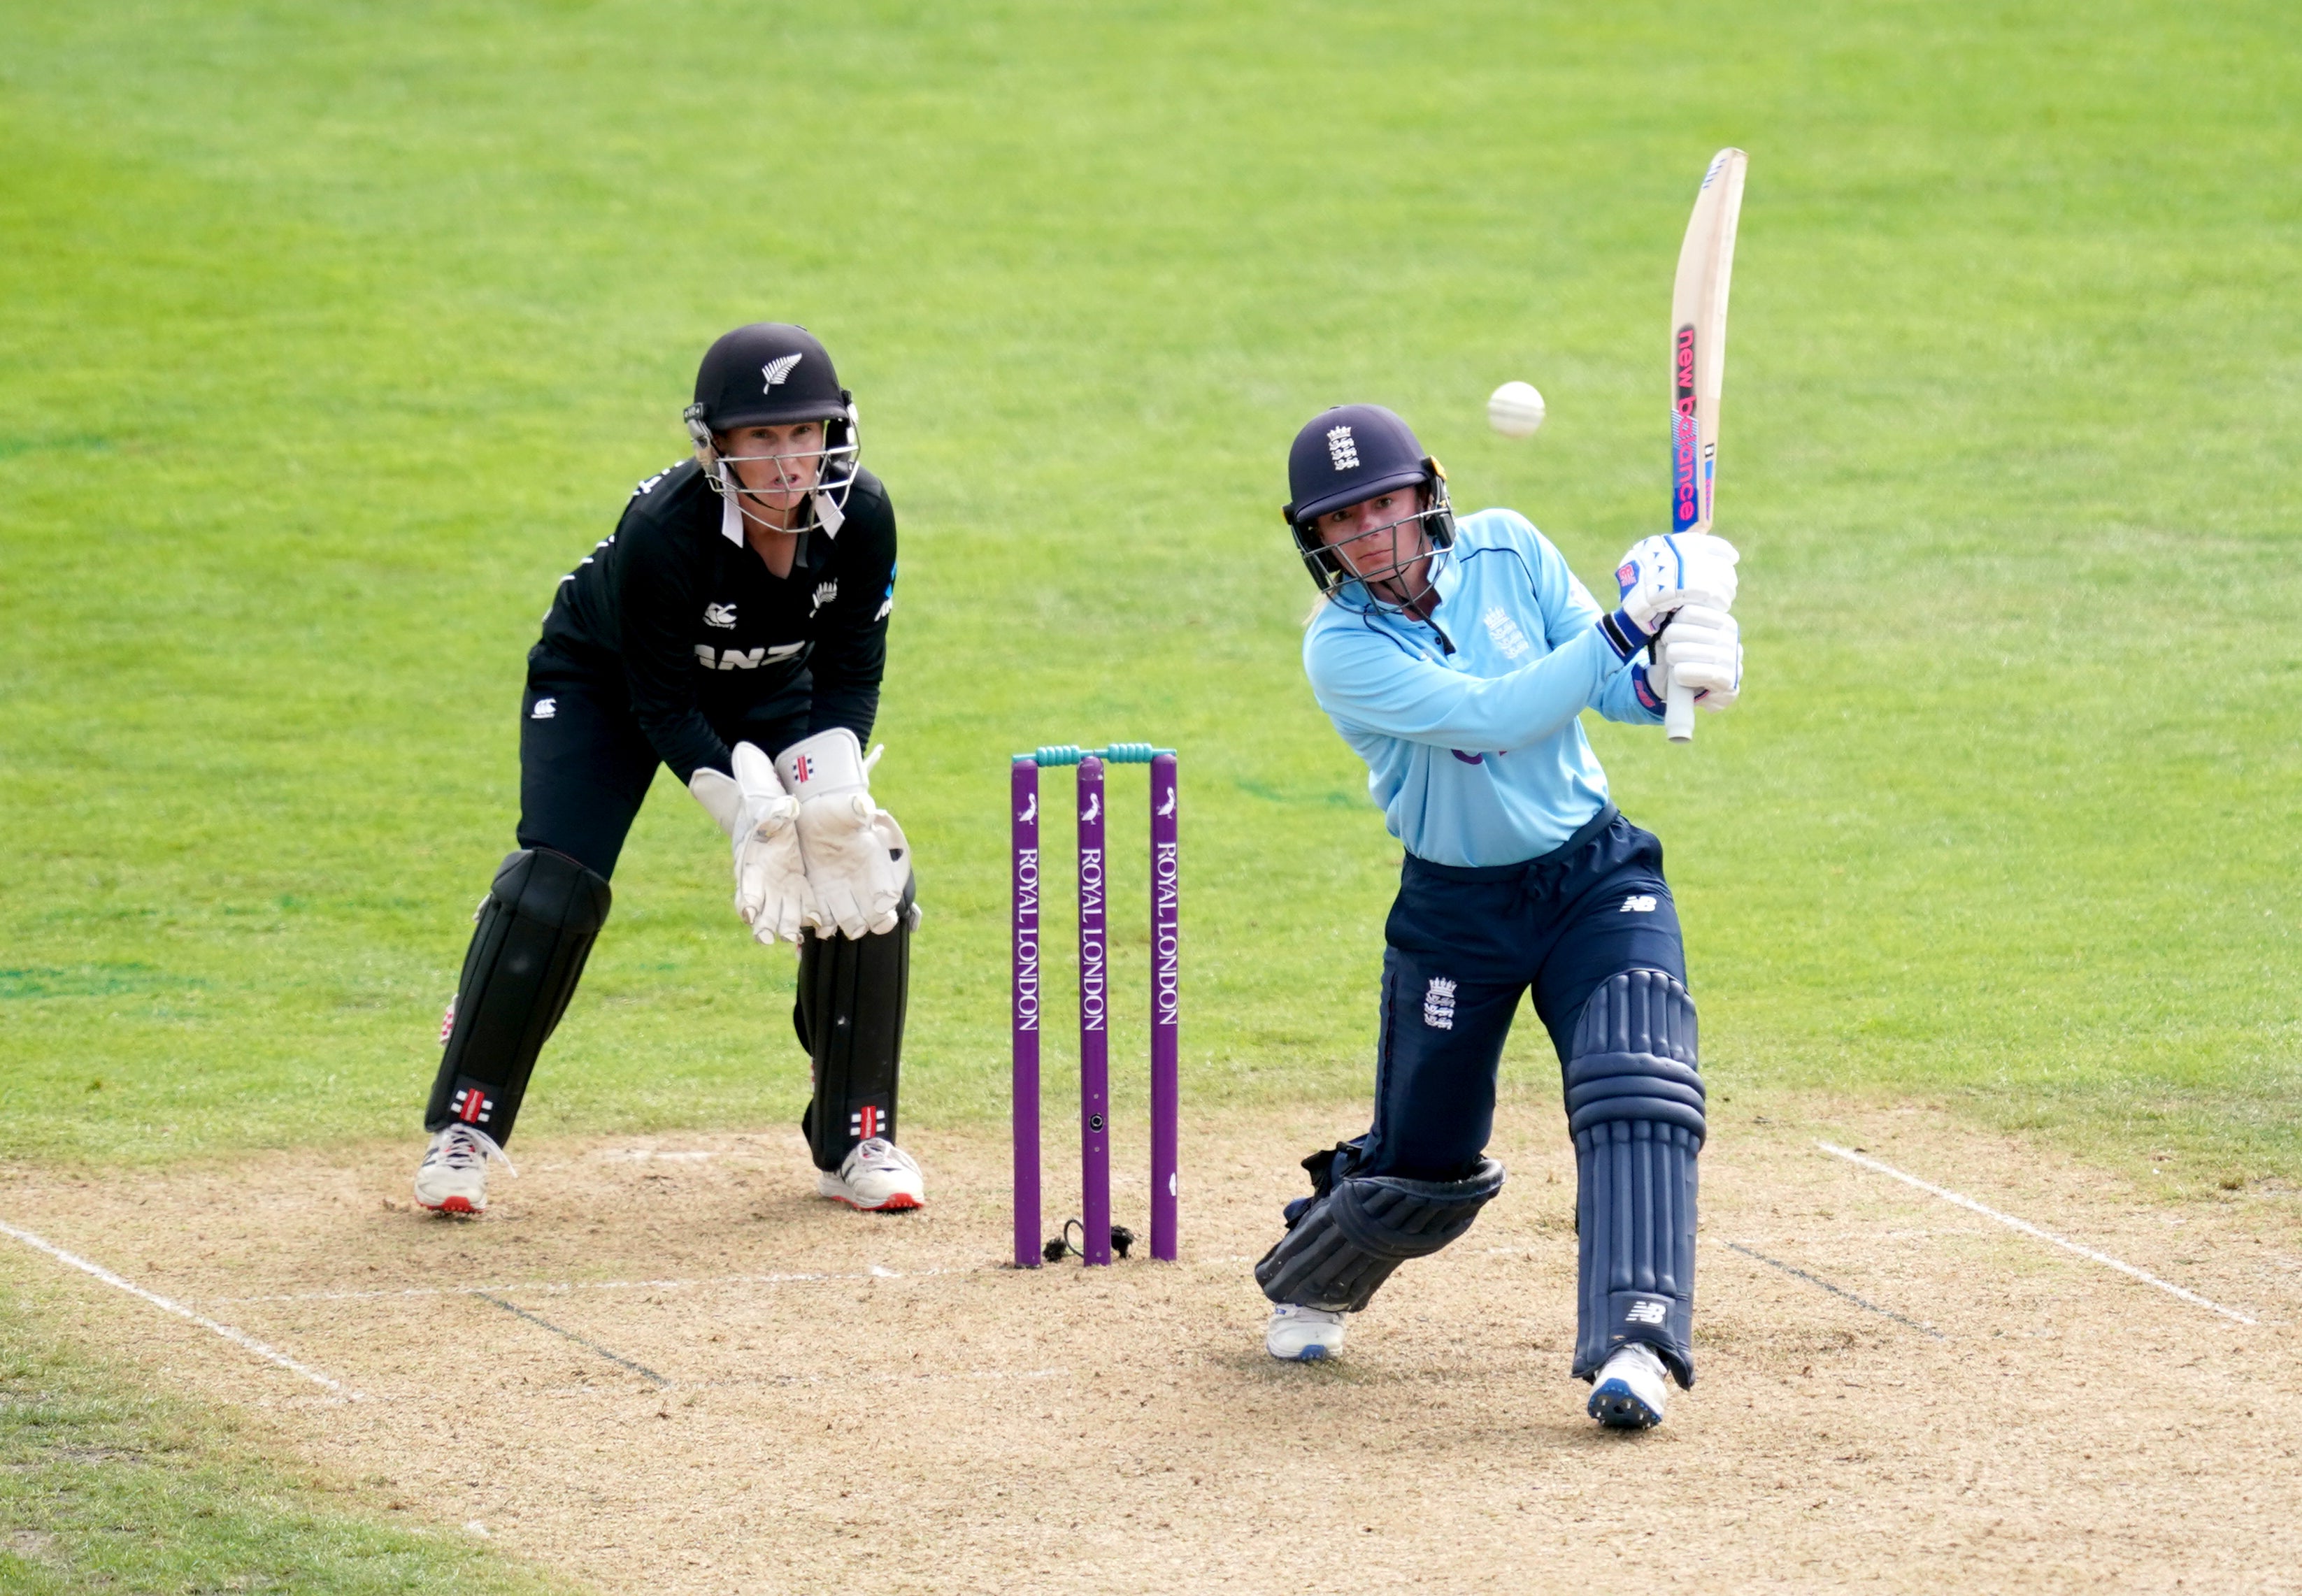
687, 742, 816, 945
775, 728, 912, 940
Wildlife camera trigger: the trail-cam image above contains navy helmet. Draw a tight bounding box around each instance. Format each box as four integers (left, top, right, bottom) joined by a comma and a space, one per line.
1282, 403, 1454, 609
684, 323, 861, 533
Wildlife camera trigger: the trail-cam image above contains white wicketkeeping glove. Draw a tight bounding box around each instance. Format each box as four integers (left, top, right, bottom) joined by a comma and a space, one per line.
774, 728, 911, 940
1614, 533, 1740, 634
687, 743, 816, 945
1652, 602, 1743, 713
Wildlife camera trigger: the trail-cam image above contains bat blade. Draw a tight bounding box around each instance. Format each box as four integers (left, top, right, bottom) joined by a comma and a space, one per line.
1664, 146, 1747, 744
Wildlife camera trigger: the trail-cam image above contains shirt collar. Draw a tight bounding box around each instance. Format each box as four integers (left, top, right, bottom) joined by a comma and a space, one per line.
1344, 546, 1456, 640
1429, 544, 1462, 607
718, 464, 843, 545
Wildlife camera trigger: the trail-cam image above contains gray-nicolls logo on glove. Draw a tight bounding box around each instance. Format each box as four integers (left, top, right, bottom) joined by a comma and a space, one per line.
775, 727, 912, 940
685, 744, 815, 945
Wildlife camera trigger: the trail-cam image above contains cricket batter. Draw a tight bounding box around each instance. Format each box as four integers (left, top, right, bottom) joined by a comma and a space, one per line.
1254, 404, 1742, 1430
411, 324, 924, 1217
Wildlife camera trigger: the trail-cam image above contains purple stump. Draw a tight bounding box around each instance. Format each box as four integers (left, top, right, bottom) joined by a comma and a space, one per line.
1148, 752, 1180, 1261
1076, 755, 1110, 1266
1011, 758, 1042, 1270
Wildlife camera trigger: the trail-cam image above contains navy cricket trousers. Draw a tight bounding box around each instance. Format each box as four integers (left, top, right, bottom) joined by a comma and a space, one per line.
1357, 805, 1687, 1181
517, 647, 809, 879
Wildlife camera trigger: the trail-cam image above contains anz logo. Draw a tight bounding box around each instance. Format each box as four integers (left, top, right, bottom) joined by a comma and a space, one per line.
694, 642, 807, 672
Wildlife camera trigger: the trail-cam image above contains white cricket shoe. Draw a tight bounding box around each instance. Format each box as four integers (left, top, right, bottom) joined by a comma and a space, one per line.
1265, 1303, 1347, 1362
817, 1137, 925, 1212
413, 1123, 514, 1216
1588, 1342, 1670, 1429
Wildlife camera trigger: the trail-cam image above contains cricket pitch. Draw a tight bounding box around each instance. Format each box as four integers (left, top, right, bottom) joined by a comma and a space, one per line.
4, 1098, 2299, 1593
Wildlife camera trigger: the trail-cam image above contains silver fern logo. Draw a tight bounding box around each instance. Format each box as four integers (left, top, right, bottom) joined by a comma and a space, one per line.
762, 353, 803, 389
810, 580, 838, 615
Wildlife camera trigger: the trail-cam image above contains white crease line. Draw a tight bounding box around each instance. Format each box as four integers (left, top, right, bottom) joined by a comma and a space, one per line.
0, 1219, 362, 1396
202, 1265, 982, 1307
176, 1363, 1076, 1411
203, 1252, 1245, 1307
689, 1365, 1072, 1392
1816, 1142, 2257, 1327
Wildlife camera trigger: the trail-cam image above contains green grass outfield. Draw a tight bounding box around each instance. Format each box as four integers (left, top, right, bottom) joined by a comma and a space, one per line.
4, 0, 2297, 1187
1, 3, 2292, 1578
0, 1288, 572, 1594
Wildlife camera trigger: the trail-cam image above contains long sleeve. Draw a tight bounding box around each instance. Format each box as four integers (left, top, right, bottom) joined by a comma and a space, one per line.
1296, 508, 1640, 865
1308, 619, 1622, 753
1537, 538, 1664, 727
804, 487, 896, 742
613, 515, 731, 783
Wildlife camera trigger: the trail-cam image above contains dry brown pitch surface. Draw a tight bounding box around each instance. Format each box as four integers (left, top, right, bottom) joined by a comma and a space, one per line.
5, 1096, 2299, 1593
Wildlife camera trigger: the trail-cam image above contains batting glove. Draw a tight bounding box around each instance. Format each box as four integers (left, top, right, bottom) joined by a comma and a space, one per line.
1610, 534, 1739, 642
1651, 602, 1743, 713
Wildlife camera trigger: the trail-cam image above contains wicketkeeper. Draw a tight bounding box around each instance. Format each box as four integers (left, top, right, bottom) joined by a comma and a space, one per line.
412, 323, 924, 1217
1255, 404, 1743, 1430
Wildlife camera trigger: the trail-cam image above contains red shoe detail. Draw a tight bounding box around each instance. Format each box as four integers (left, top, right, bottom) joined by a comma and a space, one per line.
427, 1195, 480, 1215
821, 1190, 922, 1212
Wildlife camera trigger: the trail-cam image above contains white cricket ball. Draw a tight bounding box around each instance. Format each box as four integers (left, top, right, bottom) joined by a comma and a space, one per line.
1487, 380, 1546, 439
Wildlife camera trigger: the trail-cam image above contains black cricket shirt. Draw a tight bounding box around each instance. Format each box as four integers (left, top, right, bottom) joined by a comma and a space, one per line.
536, 458, 896, 782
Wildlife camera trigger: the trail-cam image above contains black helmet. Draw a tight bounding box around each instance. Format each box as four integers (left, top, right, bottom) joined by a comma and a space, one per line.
1282, 404, 1454, 610
684, 323, 862, 534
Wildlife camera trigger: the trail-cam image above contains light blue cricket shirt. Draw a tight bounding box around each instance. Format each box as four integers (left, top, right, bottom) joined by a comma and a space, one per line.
1301, 507, 1661, 868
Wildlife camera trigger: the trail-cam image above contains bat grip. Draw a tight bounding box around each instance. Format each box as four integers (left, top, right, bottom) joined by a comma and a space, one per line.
1664, 677, 1696, 743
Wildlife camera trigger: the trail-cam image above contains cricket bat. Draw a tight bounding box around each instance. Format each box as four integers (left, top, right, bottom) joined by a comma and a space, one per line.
1663, 146, 1747, 744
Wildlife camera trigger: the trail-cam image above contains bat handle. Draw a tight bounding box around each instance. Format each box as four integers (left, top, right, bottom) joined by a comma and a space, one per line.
1664, 676, 1696, 743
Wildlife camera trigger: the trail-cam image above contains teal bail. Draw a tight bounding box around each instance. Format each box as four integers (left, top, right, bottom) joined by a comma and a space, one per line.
1015, 744, 1174, 766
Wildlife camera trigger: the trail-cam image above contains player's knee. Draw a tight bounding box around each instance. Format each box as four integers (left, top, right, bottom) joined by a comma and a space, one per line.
490, 846, 615, 933
1254, 1145, 1505, 1311
1564, 968, 1703, 1144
